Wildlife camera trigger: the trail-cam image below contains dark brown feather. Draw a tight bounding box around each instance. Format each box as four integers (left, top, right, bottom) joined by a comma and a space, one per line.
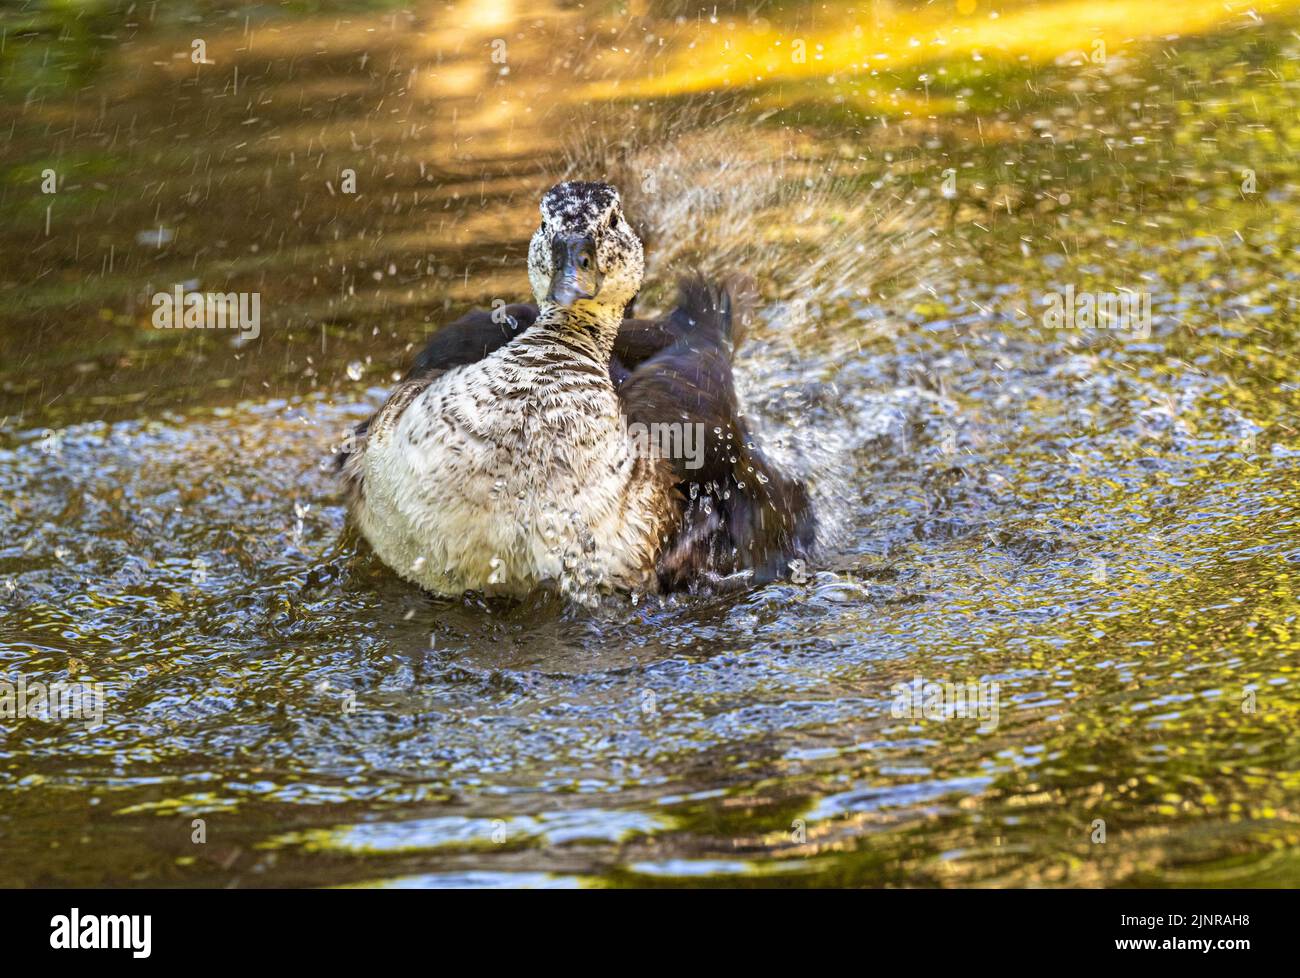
616, 278, 814, 589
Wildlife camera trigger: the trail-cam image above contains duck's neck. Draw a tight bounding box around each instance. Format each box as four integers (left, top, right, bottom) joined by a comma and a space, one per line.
533, 301, 623, 363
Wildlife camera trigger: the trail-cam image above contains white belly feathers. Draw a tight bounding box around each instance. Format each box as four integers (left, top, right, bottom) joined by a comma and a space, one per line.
346, 336, 672, 601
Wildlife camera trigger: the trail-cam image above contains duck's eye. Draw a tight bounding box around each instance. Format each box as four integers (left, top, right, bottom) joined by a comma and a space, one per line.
608, 211, 620, 230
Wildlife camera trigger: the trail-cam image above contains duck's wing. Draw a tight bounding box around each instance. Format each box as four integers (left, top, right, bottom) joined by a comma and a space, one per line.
616, 277, 816, 590
402, 303, 539, 381
613, 274, 756, 371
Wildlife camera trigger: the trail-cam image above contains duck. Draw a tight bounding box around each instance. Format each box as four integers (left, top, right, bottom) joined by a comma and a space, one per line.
338, 180, 814, 602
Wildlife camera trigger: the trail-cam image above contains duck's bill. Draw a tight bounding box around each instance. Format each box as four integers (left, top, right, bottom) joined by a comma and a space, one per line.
547, 234, 603, 308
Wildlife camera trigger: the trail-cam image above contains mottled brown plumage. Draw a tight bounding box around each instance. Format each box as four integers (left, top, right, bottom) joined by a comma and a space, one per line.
339, 182, 814, 598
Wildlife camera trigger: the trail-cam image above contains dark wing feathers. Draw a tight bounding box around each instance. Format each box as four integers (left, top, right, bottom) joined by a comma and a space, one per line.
617, 278, 814, 589
404, 304, 538, 380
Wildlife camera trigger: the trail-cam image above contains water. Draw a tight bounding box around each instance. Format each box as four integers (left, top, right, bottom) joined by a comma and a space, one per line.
1, 0, 1298, 887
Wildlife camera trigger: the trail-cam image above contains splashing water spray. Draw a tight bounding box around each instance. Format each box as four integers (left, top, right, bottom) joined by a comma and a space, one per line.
560, 112, 969, 567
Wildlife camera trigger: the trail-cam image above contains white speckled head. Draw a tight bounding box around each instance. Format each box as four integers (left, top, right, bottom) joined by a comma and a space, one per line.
527, 181, 644, 321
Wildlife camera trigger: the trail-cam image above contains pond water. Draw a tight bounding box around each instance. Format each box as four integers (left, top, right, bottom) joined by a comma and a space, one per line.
1, 0, 1297, 887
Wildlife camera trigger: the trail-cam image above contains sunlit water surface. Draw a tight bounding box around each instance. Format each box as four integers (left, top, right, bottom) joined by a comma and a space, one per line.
1, 0, 1298, 886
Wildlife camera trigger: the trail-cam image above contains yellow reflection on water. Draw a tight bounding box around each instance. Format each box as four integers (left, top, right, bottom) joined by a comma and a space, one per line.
584, 0, 1300, 107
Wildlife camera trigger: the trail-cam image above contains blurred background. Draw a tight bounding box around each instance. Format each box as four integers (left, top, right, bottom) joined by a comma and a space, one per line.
0, 1, 1297, 887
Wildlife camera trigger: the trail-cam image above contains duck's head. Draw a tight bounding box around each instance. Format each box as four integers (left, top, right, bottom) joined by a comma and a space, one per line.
527, 181, 644, 320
